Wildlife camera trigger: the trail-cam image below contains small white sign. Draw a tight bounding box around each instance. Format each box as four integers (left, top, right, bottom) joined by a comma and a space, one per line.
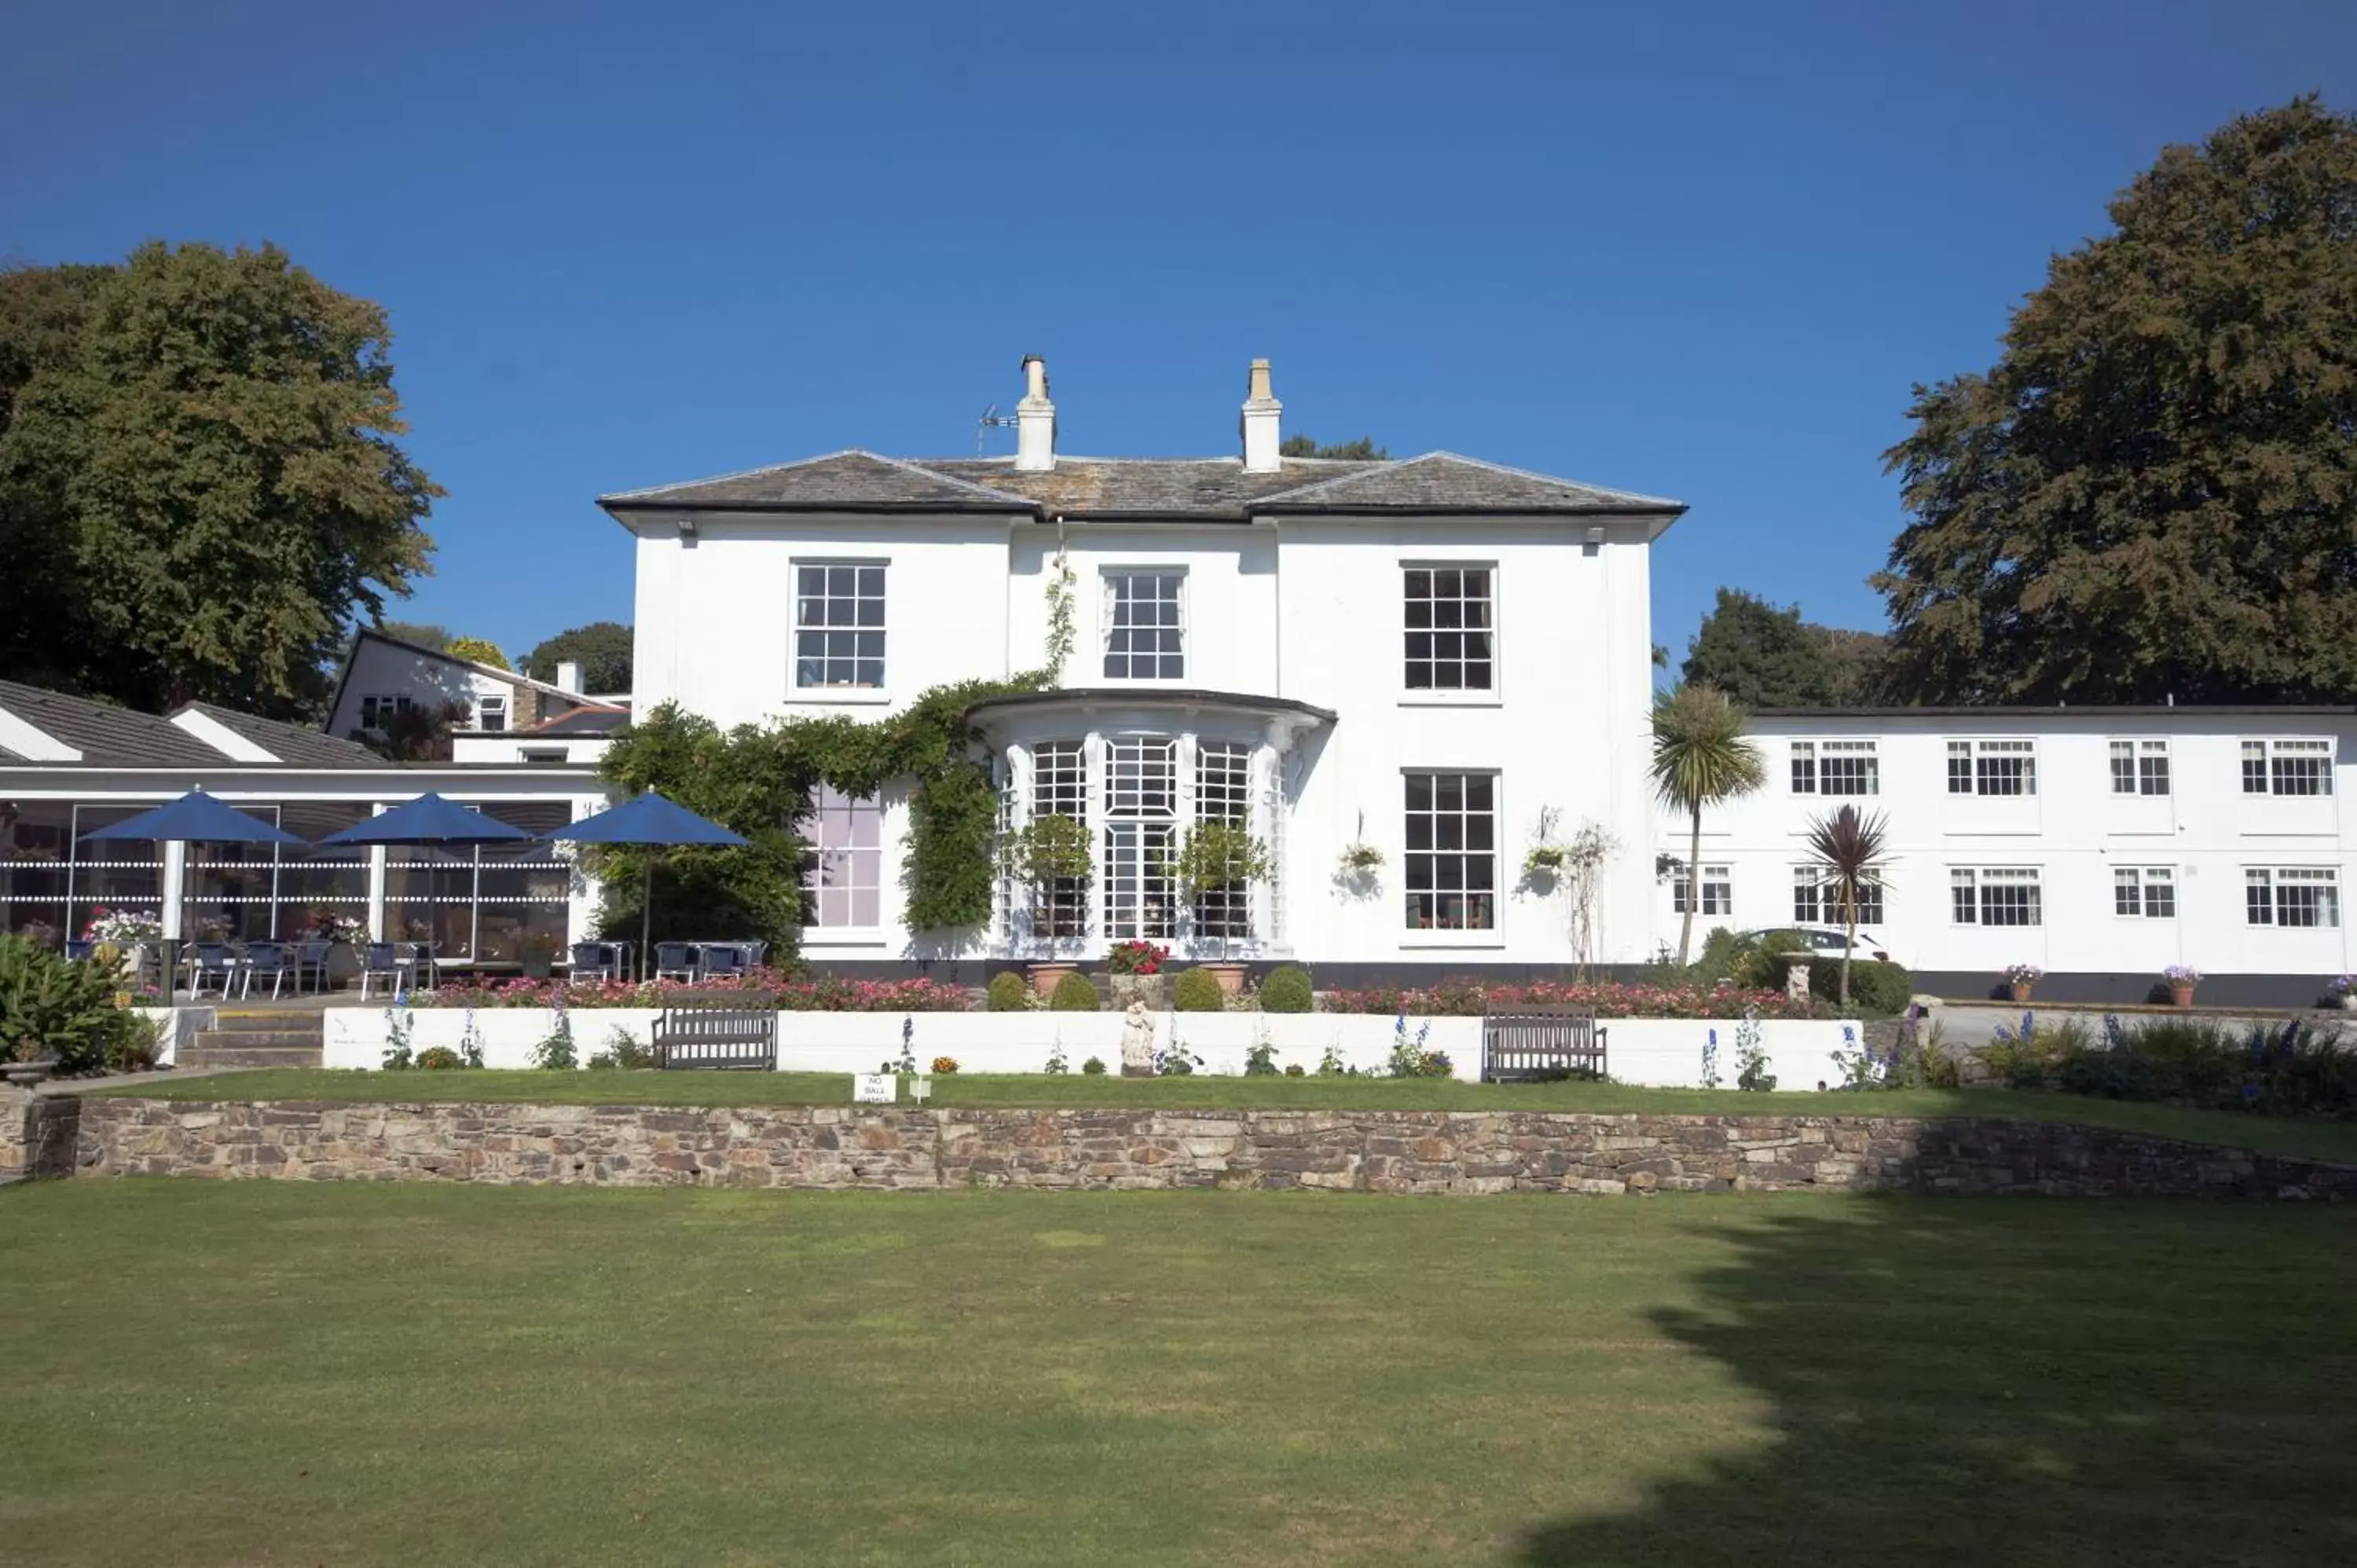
910, 1073, 932, 1105
853, 1073, 897, 1104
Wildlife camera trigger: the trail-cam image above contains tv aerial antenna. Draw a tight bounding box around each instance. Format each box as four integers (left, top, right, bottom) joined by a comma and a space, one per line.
975, 403, 1018, 455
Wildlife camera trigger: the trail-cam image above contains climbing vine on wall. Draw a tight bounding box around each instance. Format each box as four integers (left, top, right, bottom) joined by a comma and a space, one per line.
598, 676, 1045, 953
1039, 549, 1076, 685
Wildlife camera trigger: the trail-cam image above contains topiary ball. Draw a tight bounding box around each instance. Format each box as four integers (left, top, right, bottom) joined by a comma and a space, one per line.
1050, 971, 1100, 1012
1172, 968, 1225, 1013
1259, 965, 1313, 1013
986, 971, 1031, 1012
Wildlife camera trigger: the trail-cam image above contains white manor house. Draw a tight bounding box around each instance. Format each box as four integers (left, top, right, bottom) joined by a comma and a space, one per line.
2, 356, 2353, 1004
599, 357, 2357, 1004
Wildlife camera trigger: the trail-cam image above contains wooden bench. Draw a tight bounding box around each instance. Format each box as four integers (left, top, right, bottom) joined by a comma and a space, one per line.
1481, 1006, 1608, 1083
654, 991, 778, 1071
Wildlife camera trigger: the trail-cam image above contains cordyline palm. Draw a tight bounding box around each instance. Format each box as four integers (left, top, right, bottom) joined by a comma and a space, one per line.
1806, 803, 1890, 1008
1649, 683, 1765, 965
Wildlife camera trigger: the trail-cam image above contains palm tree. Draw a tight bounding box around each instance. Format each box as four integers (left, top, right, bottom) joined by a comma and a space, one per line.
1805, 803, 1890, 1008
1649, 683, 1766, 965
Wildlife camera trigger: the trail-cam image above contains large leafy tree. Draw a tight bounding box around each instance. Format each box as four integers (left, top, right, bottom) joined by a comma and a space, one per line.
1649, 683, 1766, 965
523, 620, 633, 693
1683, 588, 1840, 706
1876, 98, 2357, 704
0, 242, 438, 718
1279, 434, 1390, 460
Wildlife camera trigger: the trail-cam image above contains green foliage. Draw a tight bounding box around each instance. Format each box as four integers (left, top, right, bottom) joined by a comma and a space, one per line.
1049, 971, 1099, 1012
1809, 958, 1912, 1017
1038, 551, 1076, 683
1260, 965, 1314, 1014
1244, 1032, 1280, 1075
530, 1009, 577, 1070
104, 1010, 165, 1074
1804, 804, 1892, 1007
0, 243, 438, 717
1681, 588, 1838, 707
1001, 812, 1092, 937
1877, 98, 2357, 705
445, 636, 508, 671
1983, 1013, 2357, 1118
1080, 1055, 1106, 1075
1735, 1013, 1776, 1091
376, 621, 450, 652
522, 621, 632, 692
987, 972, 1033, 1012
588, 1027, 656, 1071
1164, 818, 1272, 899
1278, 434, 1390, 460
1651, 683, 1766, 964
0, 934, 137, 1073
1171, 968, 1226, 1013
414, 1046, 464, 1071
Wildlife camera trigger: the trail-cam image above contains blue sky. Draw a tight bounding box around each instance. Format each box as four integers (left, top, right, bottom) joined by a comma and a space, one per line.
5, 1, 2352, 669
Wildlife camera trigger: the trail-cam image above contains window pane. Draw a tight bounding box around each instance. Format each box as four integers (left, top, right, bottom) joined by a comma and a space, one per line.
794, 562, 888, 688
1403, 772, 1497, 930
1402, 566, 1495, 692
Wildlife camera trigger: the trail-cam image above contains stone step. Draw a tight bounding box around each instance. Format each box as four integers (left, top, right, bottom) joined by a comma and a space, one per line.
208, 1011, 326, 1039
179, 1040, 324, 1069
192, 1028, 321, 1050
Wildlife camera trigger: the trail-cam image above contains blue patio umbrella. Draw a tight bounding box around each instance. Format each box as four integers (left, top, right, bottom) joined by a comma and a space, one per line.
316, 795, 534, 964
544, 792, 750, 980
80, 789, 310, 995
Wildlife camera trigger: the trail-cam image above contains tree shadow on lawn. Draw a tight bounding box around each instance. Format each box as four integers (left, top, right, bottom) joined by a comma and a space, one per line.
1514, 1197, 2357, 1568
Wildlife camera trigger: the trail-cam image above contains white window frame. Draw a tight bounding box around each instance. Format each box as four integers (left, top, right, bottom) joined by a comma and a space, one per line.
799, 785, 885, 933
1401, 562, 1499, 702
2245, 866, 2341, 929
791, 559, 890, 698
1402, 770, 1500, 936
1670, 862, 1731, 918
2242, 738, 2333, 797
1951, 866, 2041, 925
2113, 866, 2176, 918
357, 694, 415, 730
1101, 568, 1187, 683
2108, 739, 2171, 797
1946, 738, 2036, 797
1794, 865, 1885, 926
473, 692, 508, 733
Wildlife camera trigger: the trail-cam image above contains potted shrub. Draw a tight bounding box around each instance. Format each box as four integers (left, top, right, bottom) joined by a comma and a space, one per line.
84, 907, 162, 987
2331, 974, 2357, 1012
2004, 962, 2042, 1004
515, 929, 563, 980
1106, 940, 1170, 1009
2164, 964, 2201, 1009
1164, 815, 1273, 996
1000, 812, 1092, 997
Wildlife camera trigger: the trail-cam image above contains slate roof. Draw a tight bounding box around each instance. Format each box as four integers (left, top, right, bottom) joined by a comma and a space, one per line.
0, 680, 387, 770
600, 449, 1684, 523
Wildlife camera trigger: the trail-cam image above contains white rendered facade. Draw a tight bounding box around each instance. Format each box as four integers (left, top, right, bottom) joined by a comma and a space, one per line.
607, 360, 1677, 977
1663, 711, 2357, 1003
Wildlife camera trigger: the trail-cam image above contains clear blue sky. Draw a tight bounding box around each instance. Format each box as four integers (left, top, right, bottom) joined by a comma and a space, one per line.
5, 1, 2352, 669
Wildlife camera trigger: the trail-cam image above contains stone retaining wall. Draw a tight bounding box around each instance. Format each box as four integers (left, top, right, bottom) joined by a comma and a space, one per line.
46, 1096, 2357, 1198
2, 1087, 84, 1182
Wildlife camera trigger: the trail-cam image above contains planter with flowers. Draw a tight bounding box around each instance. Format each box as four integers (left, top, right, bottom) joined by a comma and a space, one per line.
2332, 975, 2357, 1012
1107, 940, 1171, 1009
83, 907, 163, 987
2164, 965, 2201, 1009
2003, 962, 2043, 1005
515, 929, 563, 980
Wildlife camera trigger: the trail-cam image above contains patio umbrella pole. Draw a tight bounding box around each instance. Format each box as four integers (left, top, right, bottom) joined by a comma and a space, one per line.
640, 854, 653, 984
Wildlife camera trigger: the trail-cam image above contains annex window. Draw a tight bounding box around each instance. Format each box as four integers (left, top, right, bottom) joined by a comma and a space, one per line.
357, 694, 415, 730
1102, 570, 1185, 680
1028, 742, 1088, 939
2113, 866, 2176, 918
800, 785, 881, 929
1671, 862, 1731, 917
1403, 566, 1495, 692
1791, 742, 1816, 793
1795, 866, 1884, 926
474, 693, 508, 733
2245, 867, 2340, 929
1103, 738, 1177, 939
794, 562, 887, 690
1404, 771, 1496, 931
1192, 742, 1255, 940
1820, 740, 1879, 797
2108, 740, 2170, 797
1952, 867, 2041, 926
1948, 739, 2035, 796
2242, 738, 2333, 797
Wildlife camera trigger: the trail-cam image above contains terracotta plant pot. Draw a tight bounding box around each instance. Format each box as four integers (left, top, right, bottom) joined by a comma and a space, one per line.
1028, 962, 1079, 1001
2009, 983, 2033, 1004
2170, 985, 2195, 1009
1200, 962, 1246, 998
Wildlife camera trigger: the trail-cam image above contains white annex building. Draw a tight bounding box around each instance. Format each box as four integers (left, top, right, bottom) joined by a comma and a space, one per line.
600, 357, 2357, 1003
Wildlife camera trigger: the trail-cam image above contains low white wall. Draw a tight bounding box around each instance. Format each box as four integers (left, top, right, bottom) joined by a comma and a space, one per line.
319, 1007, 1860, 1087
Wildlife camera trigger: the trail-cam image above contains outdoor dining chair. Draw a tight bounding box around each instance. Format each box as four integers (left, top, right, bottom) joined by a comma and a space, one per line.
186, 943, 243, 1000
699, 944, 750, 981
570, 942, 623, 983
292, 940, 332, 995
244, 941, 295, 1001
654, 942, 701, 983
359, 942, 414, 1001
64, 939, 93, 962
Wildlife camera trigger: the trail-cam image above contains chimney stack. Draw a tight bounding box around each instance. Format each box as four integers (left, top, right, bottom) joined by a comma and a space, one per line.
1241, 357, 1281, 472
554, 659, 582, 694
1015, 354, 1056, 471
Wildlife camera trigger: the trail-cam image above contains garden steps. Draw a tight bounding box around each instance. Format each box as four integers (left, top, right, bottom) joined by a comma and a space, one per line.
181, 1009, 324, 1070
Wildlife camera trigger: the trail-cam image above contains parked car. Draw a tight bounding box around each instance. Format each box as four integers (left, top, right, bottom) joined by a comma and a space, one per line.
1741, 925, 1892, 964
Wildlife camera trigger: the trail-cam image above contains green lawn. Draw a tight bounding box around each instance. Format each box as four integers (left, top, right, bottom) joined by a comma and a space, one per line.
108, 1068, 2357, 1165
2, 1184, 2352, 1566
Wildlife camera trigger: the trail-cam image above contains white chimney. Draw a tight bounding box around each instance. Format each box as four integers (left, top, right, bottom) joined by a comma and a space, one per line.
554, 659, 581, 694
1015, 354, 1056, 472
1241, 357, 1282, 473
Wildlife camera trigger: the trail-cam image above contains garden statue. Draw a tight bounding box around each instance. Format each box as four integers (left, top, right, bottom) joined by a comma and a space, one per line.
1119, 996, 1157, 1076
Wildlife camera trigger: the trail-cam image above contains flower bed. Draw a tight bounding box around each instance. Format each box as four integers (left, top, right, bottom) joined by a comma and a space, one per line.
1317, 980, 1825, 1020
420, 970, 972, 1013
